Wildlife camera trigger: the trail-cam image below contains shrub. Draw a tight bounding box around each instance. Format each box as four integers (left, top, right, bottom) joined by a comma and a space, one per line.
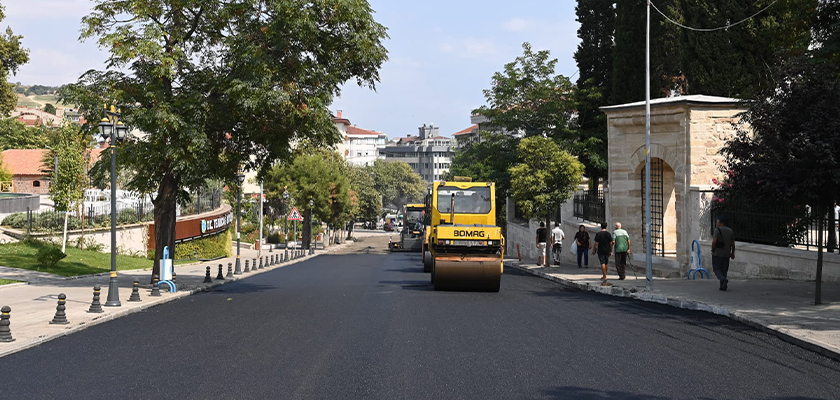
34, 211, 63, 231
117, 208, 139, 225
174, 227, 233, 260
36, 246, 66, 269
240, 222, 257, 235
75, 236, 105, 252
1, 212, 27, 229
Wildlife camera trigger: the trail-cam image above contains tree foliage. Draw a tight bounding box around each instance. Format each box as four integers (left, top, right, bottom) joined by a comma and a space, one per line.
509, 137, 584, 220
574, 0, 615, 182
43, 103, 57, 115
44, 124, 91, 212
0, 152, 11, 182
0, 118, 49, 150
369, 159, 425, 209
348, 165, 381, 223
60, 0, 388, 279
472, 42, 576, 143
0, 2, 29, 117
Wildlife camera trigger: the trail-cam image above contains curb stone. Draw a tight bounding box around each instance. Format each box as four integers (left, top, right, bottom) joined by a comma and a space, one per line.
506, 260, 840, 363
0, 241, 355, 359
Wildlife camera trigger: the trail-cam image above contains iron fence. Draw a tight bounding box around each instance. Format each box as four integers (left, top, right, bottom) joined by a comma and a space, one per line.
573, 190, 606, 225
710, 207, 838, 251
1, 188, 223, 234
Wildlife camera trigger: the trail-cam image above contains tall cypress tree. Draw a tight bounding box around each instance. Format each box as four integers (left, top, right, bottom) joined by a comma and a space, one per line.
680, 0, 817, 99
574, 0, 615, 183
611, 0, 681, 104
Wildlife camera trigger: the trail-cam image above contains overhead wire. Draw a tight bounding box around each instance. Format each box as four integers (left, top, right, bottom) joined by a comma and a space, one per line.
649, 0, 779, 32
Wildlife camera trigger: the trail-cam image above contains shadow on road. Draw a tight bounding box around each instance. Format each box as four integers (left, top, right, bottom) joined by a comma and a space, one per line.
543, 386, 831, 400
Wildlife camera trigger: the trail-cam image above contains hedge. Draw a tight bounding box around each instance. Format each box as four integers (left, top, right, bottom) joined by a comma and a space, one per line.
174, 226, 233, 260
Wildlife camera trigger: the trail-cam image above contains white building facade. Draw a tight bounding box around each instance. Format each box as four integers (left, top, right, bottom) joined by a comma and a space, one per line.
381, 124, 454, 182
332, 110, 388, 166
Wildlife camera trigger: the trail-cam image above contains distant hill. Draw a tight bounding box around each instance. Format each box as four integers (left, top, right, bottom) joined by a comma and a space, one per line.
13, 83, 61, 96
13, 84, 75, 109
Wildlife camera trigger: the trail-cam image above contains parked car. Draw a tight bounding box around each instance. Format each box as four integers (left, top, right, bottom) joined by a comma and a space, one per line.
384, 222, 395, 232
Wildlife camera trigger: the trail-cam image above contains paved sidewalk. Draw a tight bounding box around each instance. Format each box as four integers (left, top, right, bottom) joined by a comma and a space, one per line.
507, 255, 840, 362
0, 230, 385, 358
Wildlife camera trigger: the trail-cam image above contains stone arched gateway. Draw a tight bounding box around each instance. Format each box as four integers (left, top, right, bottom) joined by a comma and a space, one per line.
601, 95, 746, 271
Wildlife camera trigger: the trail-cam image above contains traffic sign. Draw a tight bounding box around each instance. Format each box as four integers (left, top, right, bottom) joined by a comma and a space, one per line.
287, 207, 303, 221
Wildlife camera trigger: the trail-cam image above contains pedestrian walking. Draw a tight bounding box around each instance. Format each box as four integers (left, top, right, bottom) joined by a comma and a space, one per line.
612, 222, 631, 280
535, 222, 548, 266
551, 222, 565, 266
593, 223, 612, 281
712, 215, 735, 291
573, 225, 590, 268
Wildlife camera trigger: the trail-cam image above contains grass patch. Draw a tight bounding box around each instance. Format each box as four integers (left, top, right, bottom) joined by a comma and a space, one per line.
0, 278, 22, 285
0, 241, 153, 277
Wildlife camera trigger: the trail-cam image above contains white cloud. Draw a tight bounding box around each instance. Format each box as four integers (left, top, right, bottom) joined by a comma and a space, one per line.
502, 18, 537, 32
5, 0, 92, 20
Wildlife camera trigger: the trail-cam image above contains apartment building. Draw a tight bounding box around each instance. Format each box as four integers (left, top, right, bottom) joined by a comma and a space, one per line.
381, 124, 454, 182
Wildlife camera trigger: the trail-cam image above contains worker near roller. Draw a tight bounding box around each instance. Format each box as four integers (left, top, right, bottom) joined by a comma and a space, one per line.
592, 222, 612, 281
535, 222, 548, 266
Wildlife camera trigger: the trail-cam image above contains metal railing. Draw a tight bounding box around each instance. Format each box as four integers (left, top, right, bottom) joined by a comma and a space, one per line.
573, 190, 606, 225
709, 207, 835, 250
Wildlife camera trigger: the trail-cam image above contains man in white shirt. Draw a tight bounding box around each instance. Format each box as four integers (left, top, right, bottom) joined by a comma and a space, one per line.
551, 222, 565, 266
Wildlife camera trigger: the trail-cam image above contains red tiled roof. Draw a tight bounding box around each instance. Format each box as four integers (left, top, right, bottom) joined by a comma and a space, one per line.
452, 124, 478, 136
347, 125, 383, 136
332, 117, 351, 126
1, 148, 107, 176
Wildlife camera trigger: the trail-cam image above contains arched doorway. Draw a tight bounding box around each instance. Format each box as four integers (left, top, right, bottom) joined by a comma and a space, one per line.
640, 158, 676, 256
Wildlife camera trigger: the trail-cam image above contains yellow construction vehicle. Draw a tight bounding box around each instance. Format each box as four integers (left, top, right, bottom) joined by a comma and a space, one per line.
389, 203, 425, 252
426, 178, 504, 291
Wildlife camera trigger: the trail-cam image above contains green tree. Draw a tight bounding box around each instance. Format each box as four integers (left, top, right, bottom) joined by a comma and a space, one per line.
369, 159, 425, 209
0, 152, 11, 183
0, 2, 29, 116
679, 0, 816, 99
574, 0, 615, 185
43, 103, 56, 115
446, 132, 518, 226
473, 42, 576, 142
719, 60, 840, 305
348, 165, 381, 225
44, 123, 91, 252
0, 118, 48, 150
264, 149, 355, 248
509, 137, 584, 230
62, 0, 388, 280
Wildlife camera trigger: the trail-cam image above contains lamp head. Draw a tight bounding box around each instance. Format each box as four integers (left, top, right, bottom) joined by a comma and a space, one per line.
98, 117, 113, 139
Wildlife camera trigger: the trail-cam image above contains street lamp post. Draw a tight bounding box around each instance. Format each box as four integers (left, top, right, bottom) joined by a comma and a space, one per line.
283, 187, 289, 260
309, 198, 315, 255
234, 167, 245, 274
99, 105, 128, 307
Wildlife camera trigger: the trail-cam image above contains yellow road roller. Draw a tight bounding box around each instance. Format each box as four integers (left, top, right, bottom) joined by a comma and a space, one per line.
389, 203, 425, 252
426, 178, 504, 292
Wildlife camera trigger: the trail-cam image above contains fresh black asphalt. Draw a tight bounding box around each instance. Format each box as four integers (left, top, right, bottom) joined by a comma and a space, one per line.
1, 237, 839, 399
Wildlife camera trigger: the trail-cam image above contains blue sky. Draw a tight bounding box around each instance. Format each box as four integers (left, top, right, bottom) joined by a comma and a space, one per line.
5, 0, 580, 139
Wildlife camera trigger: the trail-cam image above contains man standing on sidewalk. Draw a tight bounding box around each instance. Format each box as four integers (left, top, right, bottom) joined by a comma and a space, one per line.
551, 222, 565, 266
612, 222, 630, 280
593, 223, 612, 281
536, 222, 548, 266
712, 216, 735, 291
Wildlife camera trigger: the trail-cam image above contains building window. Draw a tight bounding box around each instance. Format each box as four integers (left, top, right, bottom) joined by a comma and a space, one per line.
33, 181, 41, 187
357, 152, 362, 157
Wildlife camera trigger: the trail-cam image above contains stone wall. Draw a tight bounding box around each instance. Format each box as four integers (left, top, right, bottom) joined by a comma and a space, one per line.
11, 176, 50, 195
697, 240, 840, 283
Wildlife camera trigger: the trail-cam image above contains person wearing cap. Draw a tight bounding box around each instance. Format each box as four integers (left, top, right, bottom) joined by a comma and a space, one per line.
712, 215, 735, 291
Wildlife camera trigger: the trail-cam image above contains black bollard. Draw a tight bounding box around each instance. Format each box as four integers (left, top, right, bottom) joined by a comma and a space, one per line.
270, 255, 275, 265
203, 266, 212, 283
226, 262, 233, 278
172, 271, 177, 283
128, 281, 142, 302
252, 258, 257, 271
88, 286, 104, 313
0, 306, 15, 342
259, 257, 263, 270
269, 244, 273, 252
216, 264, 225, 280
244, 259, 250, 273
151, 278, 161, 297
50, 293, 69, 325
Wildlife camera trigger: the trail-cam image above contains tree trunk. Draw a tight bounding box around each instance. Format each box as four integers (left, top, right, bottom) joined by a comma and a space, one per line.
61, 211, 69, 253
302, 207, 312, 250
816, 203, 824, 305
151, 172, 179, 283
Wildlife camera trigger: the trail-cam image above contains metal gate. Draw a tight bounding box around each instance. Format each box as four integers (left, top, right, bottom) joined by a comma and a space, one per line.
641, 158, 665, 256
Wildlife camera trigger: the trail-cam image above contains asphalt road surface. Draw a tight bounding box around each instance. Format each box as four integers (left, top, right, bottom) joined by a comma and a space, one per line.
2, 236, 839, 399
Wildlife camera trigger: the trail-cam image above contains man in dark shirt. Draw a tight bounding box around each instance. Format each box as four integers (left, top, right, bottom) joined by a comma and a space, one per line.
712, 215, 736, 291
535, 222, 548, 266
592, 222, 613, 281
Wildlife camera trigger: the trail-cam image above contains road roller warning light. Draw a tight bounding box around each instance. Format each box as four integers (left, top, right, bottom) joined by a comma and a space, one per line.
424, 180, 505, 292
